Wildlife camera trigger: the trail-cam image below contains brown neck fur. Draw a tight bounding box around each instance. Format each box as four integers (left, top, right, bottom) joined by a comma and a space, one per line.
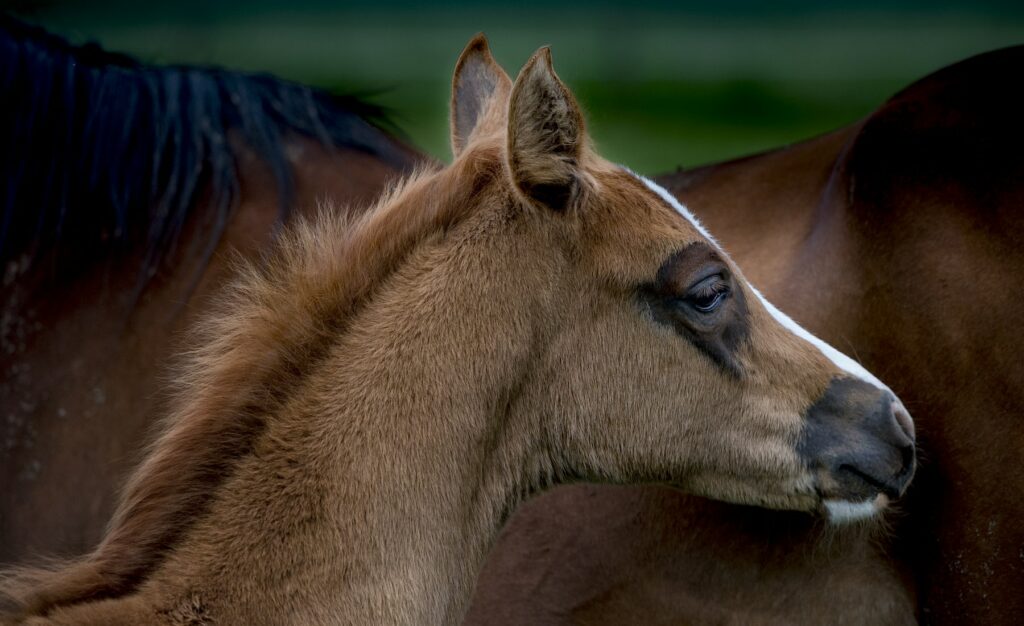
3, 149, 521, 619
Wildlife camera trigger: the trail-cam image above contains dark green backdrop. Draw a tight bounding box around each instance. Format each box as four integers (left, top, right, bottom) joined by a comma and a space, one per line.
13, 0, 1024, 173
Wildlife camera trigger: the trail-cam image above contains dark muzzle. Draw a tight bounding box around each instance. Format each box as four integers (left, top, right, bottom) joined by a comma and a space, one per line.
799, 377, 916, 502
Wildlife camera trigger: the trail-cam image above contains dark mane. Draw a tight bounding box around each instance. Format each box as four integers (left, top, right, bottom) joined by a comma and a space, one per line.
0, 15, 410, 287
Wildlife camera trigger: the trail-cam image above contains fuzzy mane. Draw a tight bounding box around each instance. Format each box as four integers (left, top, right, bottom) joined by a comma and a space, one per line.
0, 15, 410, 288
0, 142, 505, 618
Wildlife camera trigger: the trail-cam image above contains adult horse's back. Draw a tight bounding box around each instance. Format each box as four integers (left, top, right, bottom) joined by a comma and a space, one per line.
0, 16, 419, 565
468, 46, 1024, 624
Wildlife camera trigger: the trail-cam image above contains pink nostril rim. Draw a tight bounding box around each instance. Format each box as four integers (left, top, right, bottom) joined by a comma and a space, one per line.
892, 399, 915, 442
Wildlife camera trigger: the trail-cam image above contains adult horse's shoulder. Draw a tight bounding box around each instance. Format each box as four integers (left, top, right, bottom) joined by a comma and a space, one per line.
844, 45, 1024, 225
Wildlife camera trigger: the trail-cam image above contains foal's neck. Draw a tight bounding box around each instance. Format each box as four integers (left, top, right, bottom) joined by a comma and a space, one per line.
303, 220, 553, 624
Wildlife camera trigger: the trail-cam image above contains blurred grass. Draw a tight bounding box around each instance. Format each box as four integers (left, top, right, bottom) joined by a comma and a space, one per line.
21, 3, 1024, 173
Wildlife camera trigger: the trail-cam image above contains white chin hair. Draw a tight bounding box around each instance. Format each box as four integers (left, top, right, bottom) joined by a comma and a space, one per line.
824, 498, 881, 524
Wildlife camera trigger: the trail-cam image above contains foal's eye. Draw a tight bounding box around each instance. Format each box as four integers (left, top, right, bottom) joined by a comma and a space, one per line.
685, 275, 729, 314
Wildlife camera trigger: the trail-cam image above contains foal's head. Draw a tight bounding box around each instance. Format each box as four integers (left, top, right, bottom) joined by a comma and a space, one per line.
446, 36, 914, 522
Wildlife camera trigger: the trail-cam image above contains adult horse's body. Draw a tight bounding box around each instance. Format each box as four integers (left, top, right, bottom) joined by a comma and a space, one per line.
467, 46, 1024, 625
0, 16, 418, 566
1, 37, 915, 624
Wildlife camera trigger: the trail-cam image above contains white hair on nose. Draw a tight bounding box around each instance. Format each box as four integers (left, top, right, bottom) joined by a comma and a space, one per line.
824, 498, 881, 523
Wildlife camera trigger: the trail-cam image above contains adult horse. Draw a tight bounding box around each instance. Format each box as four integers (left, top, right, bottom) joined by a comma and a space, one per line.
0, 15, 419, 566
0, 36, 917, 624
467, 46, 1024, 625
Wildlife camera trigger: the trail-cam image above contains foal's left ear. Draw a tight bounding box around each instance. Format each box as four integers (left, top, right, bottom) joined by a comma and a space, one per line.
451, 34, 512, 157
507, 47, 585, 211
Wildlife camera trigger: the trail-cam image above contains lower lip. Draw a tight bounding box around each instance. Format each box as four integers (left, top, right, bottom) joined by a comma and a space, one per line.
823, 493, 889, 523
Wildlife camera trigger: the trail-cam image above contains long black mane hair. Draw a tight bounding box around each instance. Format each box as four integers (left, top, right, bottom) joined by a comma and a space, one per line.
0, 15, 411, 288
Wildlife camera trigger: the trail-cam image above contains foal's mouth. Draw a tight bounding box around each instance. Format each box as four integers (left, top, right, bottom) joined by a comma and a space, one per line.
820, 493, 891, 524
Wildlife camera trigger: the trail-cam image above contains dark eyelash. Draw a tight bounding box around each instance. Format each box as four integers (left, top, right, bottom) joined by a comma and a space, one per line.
690, 278, 728, 299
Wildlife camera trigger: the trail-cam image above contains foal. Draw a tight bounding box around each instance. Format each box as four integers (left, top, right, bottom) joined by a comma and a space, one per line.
0, 37, 915, 625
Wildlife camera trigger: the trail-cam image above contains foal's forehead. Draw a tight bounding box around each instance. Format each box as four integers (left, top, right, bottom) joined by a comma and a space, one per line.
626, 169, 719, 246
578, 166, 724, 285
602, 166, 721, 247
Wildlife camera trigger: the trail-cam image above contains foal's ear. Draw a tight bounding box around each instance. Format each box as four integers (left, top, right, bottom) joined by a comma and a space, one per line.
451, 34, 512, 157
507, 47, 584, 211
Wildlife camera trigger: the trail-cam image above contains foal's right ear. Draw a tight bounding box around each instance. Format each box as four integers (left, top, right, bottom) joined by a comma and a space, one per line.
451, 34, 512, 158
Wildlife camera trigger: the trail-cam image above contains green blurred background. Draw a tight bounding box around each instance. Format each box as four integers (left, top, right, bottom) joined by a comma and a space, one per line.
9, 0, 1024, 173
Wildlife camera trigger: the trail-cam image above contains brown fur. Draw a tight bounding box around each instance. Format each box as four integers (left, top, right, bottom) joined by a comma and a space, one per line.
2, 38, 911, 625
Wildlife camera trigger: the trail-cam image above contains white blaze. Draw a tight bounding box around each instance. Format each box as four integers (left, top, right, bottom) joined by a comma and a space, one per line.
631, 171, 889, 392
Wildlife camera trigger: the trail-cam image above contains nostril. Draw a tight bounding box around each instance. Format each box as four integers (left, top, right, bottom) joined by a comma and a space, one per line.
896, 443, 916, 484
900, 443, 915, 468
891, 398, 915, 441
